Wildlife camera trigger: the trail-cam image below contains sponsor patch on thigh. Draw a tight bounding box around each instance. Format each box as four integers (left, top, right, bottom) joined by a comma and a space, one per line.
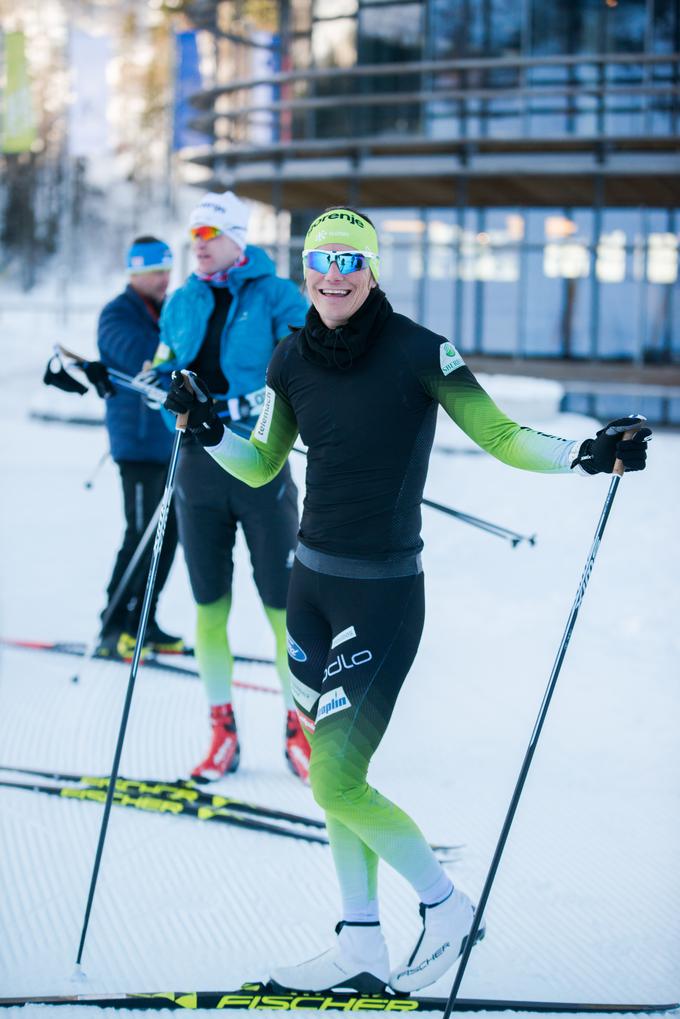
331, 625, 357, 649
286, 630, 308, 662
317, 686, 351, 721
290, 674, 319, 713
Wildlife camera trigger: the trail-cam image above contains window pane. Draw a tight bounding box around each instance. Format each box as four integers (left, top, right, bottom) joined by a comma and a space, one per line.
291, 0, 312, 33
423, 273, 455, 337
599, 264, 640, 360
357, 4, 424, 135
526, 208, 563, 244
359, 3, 424, 58
530, 0, 602, 56
370, 209, 422, 321
561, 276, 591, 358
314, 0, 357, 17
523, 251, 564, 355
468, 0, 522, 55
603, 0, 647, 53
311, 17, 357, 67
480, 277, 520, 353
380, 240, 420, 319
423, 210, 457, 337
459, 278, 479, 352
429, 0, 467, 58
643, 283, 675, 362
652, 0, 680, 53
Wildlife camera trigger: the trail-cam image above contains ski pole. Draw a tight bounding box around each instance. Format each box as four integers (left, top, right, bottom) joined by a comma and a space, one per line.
421, 498, 536, 547
59, 350, 533, 548
71, 498, 163, 684
56, 345, 168, 405
83, 450, 110, 490
74, 387, 192, 973
442, 432, 638, 1019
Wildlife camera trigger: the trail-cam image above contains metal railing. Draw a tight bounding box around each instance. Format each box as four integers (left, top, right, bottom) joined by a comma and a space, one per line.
189, 52, 680, 150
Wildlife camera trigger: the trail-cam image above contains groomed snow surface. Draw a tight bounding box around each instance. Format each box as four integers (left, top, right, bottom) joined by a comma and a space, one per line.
1, 306, 679, 1017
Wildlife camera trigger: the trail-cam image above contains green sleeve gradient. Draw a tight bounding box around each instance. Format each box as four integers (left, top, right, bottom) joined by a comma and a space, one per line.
426, 365, 577, 473
206, 385, 299, 487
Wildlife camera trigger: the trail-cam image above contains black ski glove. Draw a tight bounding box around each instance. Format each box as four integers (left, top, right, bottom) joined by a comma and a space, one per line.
82, 360, 115, 399
571, 415, 652, 475
163, 371, 225, 447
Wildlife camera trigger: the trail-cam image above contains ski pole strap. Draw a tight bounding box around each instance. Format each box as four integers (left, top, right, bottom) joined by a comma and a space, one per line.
43, 349, 88, 395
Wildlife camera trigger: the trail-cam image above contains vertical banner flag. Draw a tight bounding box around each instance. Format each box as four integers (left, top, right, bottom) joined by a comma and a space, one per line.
173, 30, 209, 149
249, 31, 279, 145
2, 31, 36, 153
69, 29, 111, 157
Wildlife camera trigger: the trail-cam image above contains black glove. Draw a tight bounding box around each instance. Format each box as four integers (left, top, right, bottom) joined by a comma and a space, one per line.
163, 371, 225, 447
572, 415, 652, 475
82, 361, 115, 399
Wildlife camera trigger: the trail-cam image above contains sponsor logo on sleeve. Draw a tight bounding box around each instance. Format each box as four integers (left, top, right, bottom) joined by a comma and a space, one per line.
253, 385, 275, 443
439, 342, 465, 376
317, 686, 351, 721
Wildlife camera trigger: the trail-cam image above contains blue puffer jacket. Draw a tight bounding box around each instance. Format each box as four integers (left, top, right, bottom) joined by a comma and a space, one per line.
97, 285, 174, 464
155, 245, 307, 401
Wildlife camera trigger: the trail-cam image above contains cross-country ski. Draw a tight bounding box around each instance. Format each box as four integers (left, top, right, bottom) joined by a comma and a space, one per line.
1, 983, 677, 1013
0, 636, 279, 693
0, 767, 461, 860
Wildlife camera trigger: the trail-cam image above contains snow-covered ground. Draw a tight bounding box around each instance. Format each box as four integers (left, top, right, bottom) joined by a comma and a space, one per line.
1, 300, 679, 1016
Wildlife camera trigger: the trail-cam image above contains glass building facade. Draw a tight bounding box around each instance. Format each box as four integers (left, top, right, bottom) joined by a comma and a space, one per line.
353, 205, 678, 364
286, 0, 679, 143
187, 0, 679, 423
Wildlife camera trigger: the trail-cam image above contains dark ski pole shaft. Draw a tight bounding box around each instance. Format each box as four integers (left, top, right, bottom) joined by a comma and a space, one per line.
422, 497, 535, 547
72, 499, 162, 683
442, 435, 637, 1019
74, 403, 189, 971
83, 450, 110, 490
57, 344, 167, 406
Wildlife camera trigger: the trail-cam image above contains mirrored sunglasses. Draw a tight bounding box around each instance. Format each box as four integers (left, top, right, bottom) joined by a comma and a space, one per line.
302, 249, 377, 275
190, 225, 223, 242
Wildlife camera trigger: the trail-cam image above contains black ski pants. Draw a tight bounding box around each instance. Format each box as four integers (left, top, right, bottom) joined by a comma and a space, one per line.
285, 559, 444, 916
103, 460, 178, 635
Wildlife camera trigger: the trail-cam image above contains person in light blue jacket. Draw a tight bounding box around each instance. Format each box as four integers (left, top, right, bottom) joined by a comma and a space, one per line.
152, 191, 310, 783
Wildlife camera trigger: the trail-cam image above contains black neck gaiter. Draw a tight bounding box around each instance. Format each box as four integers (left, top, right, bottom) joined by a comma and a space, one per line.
297, 287, 393, 370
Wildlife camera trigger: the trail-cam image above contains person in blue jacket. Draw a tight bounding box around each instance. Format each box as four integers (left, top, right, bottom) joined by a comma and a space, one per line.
96, 236, 183, 660
152, 191, 310, 782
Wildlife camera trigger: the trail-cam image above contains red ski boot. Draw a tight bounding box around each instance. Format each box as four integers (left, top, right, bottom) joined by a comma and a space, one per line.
191, 703, 240, 782
285, 709, 311, 782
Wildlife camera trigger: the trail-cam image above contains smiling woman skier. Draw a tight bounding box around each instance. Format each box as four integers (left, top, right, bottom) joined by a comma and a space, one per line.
164, 207, 650, 995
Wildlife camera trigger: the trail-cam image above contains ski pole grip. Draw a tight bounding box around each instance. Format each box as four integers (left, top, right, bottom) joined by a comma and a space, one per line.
613, 429, 637, 477
175, 373, 194, 433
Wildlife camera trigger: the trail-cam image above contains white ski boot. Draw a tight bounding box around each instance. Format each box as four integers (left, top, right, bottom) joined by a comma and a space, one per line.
270, 921, 390, 994
390, 888, 485, 992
